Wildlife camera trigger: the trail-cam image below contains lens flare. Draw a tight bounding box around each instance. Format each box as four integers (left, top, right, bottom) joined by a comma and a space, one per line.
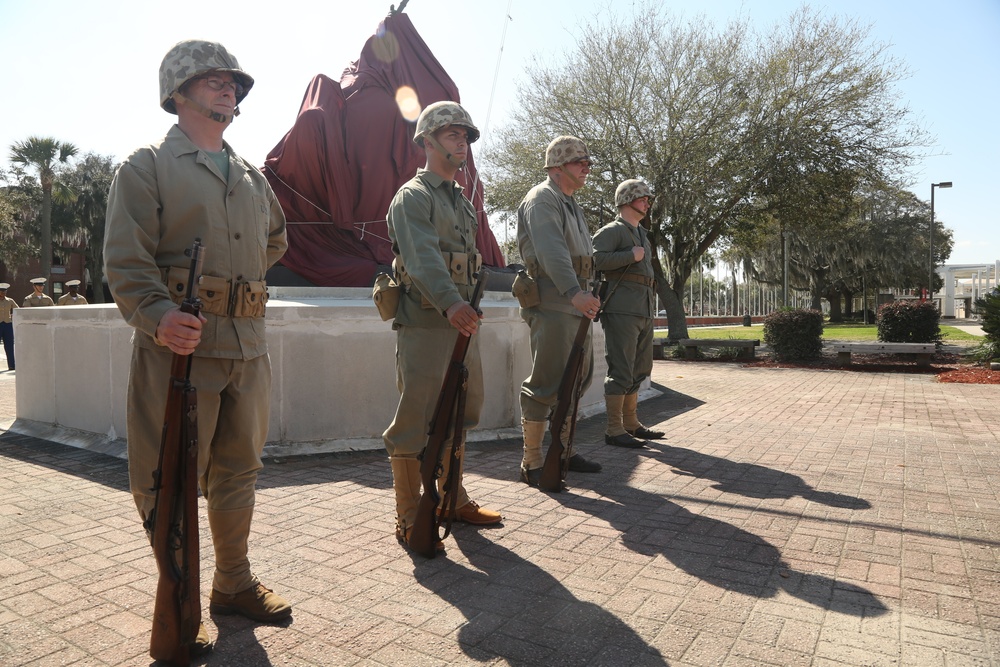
372, 29, 400, 64
395, 86, 421, 122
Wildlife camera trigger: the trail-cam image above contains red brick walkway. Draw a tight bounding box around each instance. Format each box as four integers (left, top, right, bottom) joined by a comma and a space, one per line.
1, 360, 998, 665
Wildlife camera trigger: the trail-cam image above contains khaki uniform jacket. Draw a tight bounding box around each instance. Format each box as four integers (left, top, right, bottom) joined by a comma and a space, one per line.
104, 125, 287, 360
387, 168, 478, 329
57, 294, 88, 306
0, 297, 17, 323
23, 294, 54, 307
593, 218, 656, 318
517, 176, 594, 316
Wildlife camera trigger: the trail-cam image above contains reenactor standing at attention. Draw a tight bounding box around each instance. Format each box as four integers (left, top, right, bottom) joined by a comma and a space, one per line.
593, 179, 665, 448
105, 39, 291, 656
515, 135, 603, 486
0, 283, 16, 370
57, 279, 89, 305
23, 278, 55, 307
383, 101, 502, 552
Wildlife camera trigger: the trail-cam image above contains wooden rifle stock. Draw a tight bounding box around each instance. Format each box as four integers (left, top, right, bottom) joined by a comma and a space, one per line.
148, 239, 204, 666
409, 269, 489, 558
539, 285, 599, 492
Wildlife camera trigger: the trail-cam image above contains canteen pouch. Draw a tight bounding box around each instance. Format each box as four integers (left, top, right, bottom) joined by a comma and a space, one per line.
511, 270, 540, 308
373, 272, 401, 321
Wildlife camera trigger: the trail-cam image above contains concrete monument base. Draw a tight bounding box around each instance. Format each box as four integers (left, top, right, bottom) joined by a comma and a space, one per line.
11, 288, 651, 459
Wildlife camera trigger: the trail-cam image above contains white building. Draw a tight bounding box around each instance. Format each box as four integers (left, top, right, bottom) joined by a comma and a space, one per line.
935, 261, 1000, 318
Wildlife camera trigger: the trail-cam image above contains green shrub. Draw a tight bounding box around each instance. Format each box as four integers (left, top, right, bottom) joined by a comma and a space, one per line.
973, 286, 1000, 361
876, 300, 941, 343
763, 308, 824, 361
974, 286, 1000, 341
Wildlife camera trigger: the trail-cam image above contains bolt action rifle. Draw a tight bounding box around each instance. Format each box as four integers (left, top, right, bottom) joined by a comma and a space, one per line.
409, 269, 489, 558
146, 239, 204, 666
539, 284, 600, 492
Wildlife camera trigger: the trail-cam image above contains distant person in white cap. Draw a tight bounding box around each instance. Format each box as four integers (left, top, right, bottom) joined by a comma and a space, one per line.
23, 278, 54, 307
57, 279, 88, 305
0, 283, 16, 370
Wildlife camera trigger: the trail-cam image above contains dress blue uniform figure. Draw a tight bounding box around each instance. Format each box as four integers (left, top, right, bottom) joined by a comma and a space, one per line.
0, 283, 17, 370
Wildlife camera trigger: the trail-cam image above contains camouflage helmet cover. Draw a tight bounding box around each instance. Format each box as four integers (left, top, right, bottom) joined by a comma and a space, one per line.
159, 40, 254, 114
615, 179, 653, 207
544, 135, 589, 168
413, 101, 480, 146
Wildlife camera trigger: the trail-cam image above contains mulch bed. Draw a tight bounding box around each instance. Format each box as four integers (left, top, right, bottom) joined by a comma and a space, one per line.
674, 351, 1000, 385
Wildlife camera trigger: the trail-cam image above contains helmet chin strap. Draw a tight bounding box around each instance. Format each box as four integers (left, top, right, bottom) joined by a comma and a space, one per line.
557, 165, 584, 190
172, 91, 239, 124
627, 202, 647, 219
425, 134, 466, 169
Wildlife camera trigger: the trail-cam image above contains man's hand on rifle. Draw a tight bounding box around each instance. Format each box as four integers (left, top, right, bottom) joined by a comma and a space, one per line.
445, 301, 482, 337
571, 290, 601, 320
155, 308, 207, 355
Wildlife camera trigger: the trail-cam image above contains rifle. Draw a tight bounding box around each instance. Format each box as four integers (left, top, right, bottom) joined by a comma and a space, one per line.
597, 261, 634, 322
539, 285, 599, 492
409, 269, 489, 558
147, 239, 204, 666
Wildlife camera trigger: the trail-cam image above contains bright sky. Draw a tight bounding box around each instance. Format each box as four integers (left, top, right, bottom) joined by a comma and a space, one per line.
2, 0, 997, 266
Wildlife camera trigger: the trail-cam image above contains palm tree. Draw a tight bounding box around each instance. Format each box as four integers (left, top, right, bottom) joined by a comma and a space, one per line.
9, 136, 79, 289
52, 153, 117, 303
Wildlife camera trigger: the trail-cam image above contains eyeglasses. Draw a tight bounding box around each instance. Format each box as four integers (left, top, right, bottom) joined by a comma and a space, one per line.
196, 76, 245, 97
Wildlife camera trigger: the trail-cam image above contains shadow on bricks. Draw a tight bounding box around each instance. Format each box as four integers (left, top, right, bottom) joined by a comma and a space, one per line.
642, 441, 872, 509
412, 531, 667, 665
557, 463, 888, 617
0, 432, 130, 493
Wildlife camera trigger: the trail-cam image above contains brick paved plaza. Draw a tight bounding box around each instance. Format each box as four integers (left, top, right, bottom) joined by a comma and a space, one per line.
1, 359, 998, 666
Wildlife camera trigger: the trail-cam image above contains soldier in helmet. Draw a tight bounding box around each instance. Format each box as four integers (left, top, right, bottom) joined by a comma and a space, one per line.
516, 136, 603, 487
24, 278, 55, 307
383, 100, 503, 553
593, 179, 665, 448
57, 279, 88, 305
104, 39, 290, 656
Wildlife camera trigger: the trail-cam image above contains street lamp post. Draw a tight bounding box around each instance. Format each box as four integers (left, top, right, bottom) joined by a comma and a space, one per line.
929, 181, 952, 304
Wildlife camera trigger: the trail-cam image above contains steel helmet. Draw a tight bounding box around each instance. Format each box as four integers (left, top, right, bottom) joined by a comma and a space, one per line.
615, 179, 653, 207
413, 101, 480, 147
159, 40, 254, 114
544, 136, 590, 168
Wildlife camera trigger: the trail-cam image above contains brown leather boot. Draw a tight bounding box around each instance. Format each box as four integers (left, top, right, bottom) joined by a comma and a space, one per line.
442, 500, 503, 525
191, 622, 213, 656
209, 582, 292, 623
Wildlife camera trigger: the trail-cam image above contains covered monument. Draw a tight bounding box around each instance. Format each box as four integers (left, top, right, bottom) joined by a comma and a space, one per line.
263, 7, 505, 287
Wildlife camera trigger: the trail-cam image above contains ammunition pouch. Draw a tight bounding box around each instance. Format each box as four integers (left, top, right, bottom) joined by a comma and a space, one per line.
372, 271, 401, 321
164, 267, 268, 318
511, 270, 540, 308
395, 252, 483, 310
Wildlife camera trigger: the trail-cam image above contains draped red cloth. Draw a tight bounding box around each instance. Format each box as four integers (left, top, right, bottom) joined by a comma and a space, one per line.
263, 11, 504, 287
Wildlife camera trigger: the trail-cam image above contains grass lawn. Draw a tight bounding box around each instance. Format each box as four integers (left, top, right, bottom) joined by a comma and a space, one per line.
654, 323, 981, 343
